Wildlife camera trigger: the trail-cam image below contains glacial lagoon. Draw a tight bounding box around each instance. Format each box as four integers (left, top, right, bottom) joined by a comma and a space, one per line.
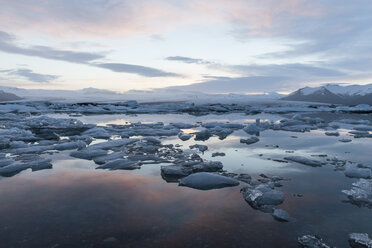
0, 101, 371, 247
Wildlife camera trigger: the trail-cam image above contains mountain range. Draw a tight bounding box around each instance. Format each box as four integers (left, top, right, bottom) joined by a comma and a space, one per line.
281, 84, 372, 105
0, 86, 282, 104
1, 84, 372, 105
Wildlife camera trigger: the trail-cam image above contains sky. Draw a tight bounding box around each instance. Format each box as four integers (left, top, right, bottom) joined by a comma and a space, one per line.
0, 0, 371, 94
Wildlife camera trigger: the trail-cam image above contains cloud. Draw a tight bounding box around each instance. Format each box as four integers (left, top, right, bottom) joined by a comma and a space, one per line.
215, 63, 346, 78
94, 63, 180, 77
0, 0, 326, 39
0, 1, 371, 91
9, 69, 59, 83
166, 56, 211, 64
0, 31, 104, 64
168, 76, 292, 93
167, 62, 352, 94
0, 68, 59, 83
0, 31, 179, 78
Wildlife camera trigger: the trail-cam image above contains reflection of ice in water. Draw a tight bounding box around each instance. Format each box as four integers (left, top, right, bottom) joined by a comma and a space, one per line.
1, 111, 371, 247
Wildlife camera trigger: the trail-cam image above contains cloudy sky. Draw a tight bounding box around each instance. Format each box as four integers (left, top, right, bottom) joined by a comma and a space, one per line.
0, 0, 371, 93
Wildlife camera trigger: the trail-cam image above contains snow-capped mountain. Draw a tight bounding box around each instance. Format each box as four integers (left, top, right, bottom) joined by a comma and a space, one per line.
0, 90, 22, 102
282, 84, 372, 105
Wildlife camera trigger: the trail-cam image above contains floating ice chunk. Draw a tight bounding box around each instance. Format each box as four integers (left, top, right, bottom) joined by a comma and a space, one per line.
280, 125, 314, 132
161, 165, 192, 177
0, 128, 35, 141
202, 122, 244, 129
0, 162, 29, 176
348, 233, 372, 248
243, 124, 263, 135
83, 127, 111, 139
132, 142, 158, 153
142, 137, 161, 145
342, 179, 372, 208
0, 158, 49, 176
240, 137, 259, 145
0, 158, 15, 168
298, 235, 331, 248
126, 154, 166, 163
9, 141, 27, 148
189, 144, 208, 152
14, 145, 54, 154
325, 131, 339, 136
97, 159, 140, 170
235, 174, 252, 183
208, 126, 234, 140
178, 132, 192, 141
120, 100, 138, 107
344, 164, 372, 179
93, 151, 127, 165
69, 135, 93, 145
241, 184, 284, 209
88, 138, 138, 150
179, 172, 239, 190
194, 129, 212, 141
212, 152, 225, 157
53, 141, 86, 151
284, 156, 323, 167
29, 158, 53, 171
349, 130, 370, 135
13, 141, 86, 154
272, 208, 294, 222
70, 148, 108, 160
354, 125, 372, 131
192, 161, 223, 172
170, 123, 196, 129
339, 119, 371, 125
339, 138, 352, 143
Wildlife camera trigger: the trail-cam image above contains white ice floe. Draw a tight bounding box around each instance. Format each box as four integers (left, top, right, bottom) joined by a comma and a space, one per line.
241, 183, 284, 209
297, 235, 331, 248
348, 233, 372, 248
342, 179, 372, 208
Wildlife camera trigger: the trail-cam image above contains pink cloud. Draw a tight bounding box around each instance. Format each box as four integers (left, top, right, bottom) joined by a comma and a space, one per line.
0, 0, 325, 39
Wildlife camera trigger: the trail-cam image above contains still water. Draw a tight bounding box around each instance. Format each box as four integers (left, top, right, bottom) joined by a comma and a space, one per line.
0, 113, 371, 248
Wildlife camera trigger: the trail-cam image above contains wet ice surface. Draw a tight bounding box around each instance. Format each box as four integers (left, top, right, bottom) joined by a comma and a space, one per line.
0, 102, 372, 247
